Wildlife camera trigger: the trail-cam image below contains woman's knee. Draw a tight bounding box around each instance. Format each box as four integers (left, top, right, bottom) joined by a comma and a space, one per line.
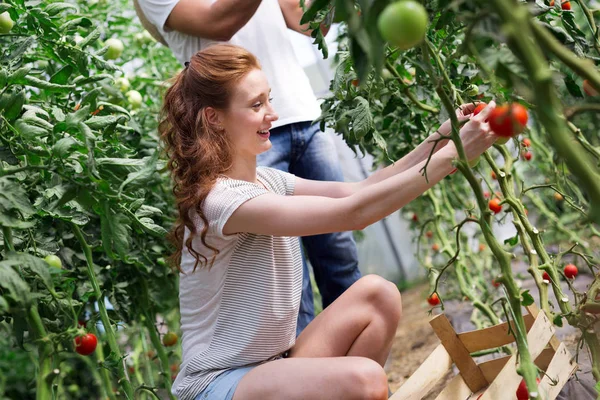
347, 357, 389, 400
357, 275, 402, 321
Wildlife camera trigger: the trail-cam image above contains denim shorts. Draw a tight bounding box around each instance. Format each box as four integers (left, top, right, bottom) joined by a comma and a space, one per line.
194, 351, 289, 400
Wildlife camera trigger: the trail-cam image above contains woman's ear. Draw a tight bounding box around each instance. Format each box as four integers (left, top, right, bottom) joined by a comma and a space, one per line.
203, 107, 223, 129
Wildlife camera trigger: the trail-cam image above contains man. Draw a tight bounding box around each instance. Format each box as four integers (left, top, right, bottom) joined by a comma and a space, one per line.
137, 0, 361, 334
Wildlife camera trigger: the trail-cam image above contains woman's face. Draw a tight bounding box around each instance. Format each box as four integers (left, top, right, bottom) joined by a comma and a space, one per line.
220, 68, 278, 158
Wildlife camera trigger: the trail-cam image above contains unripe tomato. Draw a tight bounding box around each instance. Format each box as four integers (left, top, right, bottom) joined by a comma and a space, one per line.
115, 77, 130, 92
104, 38, 124, 60
465, 84, 479, 96
0, 12, 14, 34
488, 198, 502, 214
479, 243, 486, 252
522, 138, 531, 147
44, 254, 63, 269
431, 243, 440, 252
75, 333, 98, 356
516, 378, 540, 400
162, 332, 178, 347
473, 103, 487, 116
542, 271, 551, 282
427, 293, 440, 306
522, 151, 532, 161
583, 80, 599, 97
564, 264, 578, 279
378, 1, 429, 51
488, 104, 528, 138
562, 1, 571, 10
126, 90, 143, 109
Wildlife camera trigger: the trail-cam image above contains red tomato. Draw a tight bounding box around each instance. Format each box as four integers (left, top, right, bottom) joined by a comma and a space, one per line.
491, 171, 497, 180
562, 1, 571, 10
75, 333, 98, 356
564, 264, 578, 279
488, 104, 528, 138
492, 279, 500, 288
479, 243, 486, 252
489, 198, 502, 214
473, 103, 487, 116
351, 79, 359, 87
542, 271, 551, 281
516, 378, 540, 400
522, 151, 532, 161
425, 230, 433, 238
412, 214, 419, 222
432, 243, 440, 252
427, 293, 440, 306
549, 0, 554, 6
522, 138, 531, 147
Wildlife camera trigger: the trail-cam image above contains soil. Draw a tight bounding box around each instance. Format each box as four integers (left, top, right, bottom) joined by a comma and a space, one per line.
385, 273, 599, 399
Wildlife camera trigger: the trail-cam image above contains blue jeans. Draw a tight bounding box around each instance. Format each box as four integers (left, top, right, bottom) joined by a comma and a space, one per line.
257, 121, 361, 336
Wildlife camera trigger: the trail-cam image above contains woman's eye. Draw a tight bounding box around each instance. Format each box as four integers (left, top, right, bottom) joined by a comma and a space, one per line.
252, 102, 262, 108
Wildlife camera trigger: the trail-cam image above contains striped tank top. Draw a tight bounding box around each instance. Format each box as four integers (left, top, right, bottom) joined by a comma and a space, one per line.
172, 167, 303, 400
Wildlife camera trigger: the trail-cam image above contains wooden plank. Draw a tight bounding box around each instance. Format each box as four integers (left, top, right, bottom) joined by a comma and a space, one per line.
525, 304, 561, 351
434, 374, 472, 400
477, 311, 555, 400
477, 348, 555, 383
538, 342, 577, 400
430, 314, 488, 392
458, 314, 535, 353
389, 344, 453, 400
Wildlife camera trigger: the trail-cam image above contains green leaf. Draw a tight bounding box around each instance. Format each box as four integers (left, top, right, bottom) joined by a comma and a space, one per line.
5, 253, 54, 293
553, 314, 563, 327
0, 262, 31, 305
79, 27, 101, 49
1, 90, 26, 121
351, 96, 374, 140
521, 290, 534, 307
44, 2, 78, 16
0, 177, 36, 219
101, 202, 131, 260
50, 65, 74, 85
137, 217, 168, 236
118, 151, 159, 194
22, 75, 75, 91
84, 115, 125, 130
300, 0, 331, 25
52, 137, 81, 158
503, 235, 519, 246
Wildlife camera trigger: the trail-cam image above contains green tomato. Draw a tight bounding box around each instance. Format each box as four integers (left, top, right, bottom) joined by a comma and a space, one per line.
126, 90, 143, 109
104, 38, 124, 60
44, 254, 63, 269
115, 77, 130, 92
381, 68, 394, 81
0, 12, 14, 34
465, 84, 479, 96
377, 1, 429, 51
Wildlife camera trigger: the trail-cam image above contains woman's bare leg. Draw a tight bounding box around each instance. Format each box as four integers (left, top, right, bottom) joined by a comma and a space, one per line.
233, 274, 402, 400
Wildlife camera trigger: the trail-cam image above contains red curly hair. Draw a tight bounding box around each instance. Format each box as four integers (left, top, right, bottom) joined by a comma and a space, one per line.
159, 44, 261, 272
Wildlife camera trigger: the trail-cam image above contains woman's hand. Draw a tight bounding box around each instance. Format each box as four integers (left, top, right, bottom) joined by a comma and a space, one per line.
441, 101, 497, 162
426, 103, 483, 149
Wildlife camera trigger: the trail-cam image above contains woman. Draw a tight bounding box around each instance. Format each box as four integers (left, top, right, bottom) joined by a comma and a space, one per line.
159, 44, 497, 400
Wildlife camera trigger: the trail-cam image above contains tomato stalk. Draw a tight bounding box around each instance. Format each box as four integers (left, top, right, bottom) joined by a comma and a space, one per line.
385, 61, 438, 113
142, 313, 177, 400
72, 224, 134, 399
91, 325, 117, 400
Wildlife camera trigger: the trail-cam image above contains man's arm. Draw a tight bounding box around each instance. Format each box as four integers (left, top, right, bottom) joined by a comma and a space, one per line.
278, 0, 330, 37
165, 0, 262, 41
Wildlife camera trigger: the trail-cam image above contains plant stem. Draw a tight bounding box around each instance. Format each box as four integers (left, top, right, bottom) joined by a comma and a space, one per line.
72, 224, 134, 399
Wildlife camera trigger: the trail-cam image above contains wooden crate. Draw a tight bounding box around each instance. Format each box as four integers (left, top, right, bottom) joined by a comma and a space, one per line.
390, 305, 577, 400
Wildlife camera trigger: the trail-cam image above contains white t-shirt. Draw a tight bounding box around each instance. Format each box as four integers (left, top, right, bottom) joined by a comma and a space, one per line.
137, 0, 321, 128
172, 167, 302, 400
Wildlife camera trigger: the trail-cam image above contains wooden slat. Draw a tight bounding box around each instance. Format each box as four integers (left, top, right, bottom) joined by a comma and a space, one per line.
477, 312, 555, 400
389, 344, 453, 400
434, 373, 472, 400
525, 304, 561, 351
430, 314, 488, 392
477, 348, 555, 383
458, 314, 535, 353
538, 342, 577, 400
